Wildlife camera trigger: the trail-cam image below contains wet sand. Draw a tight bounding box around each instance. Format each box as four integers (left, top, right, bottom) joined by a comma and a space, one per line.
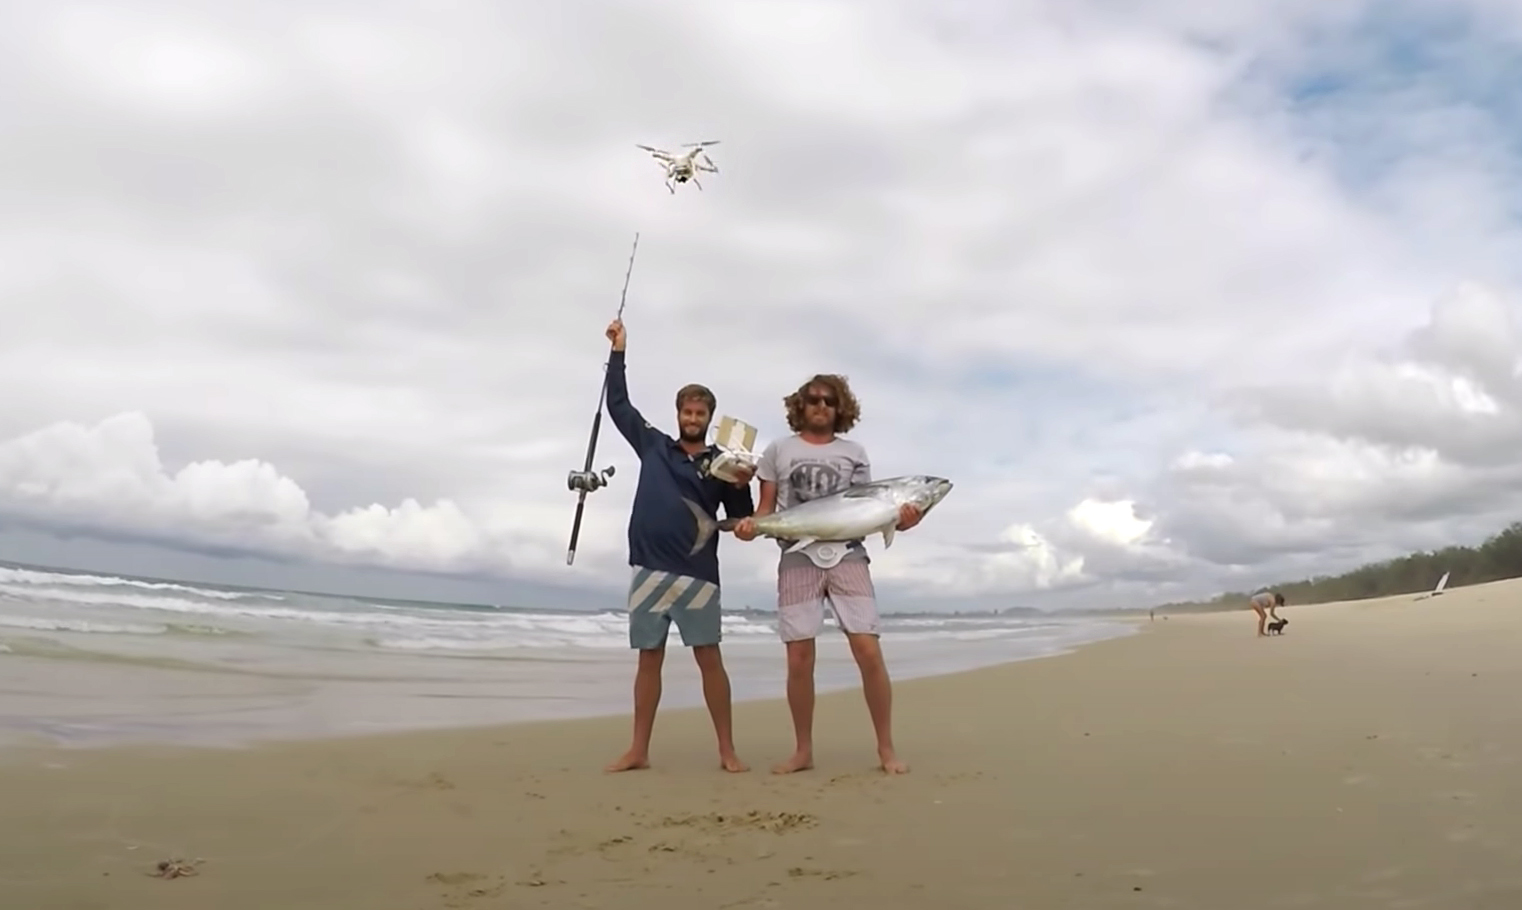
4, 579, 1521, 909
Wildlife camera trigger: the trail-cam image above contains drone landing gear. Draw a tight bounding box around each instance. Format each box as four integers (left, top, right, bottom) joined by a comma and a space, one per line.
665, 170, 712, 194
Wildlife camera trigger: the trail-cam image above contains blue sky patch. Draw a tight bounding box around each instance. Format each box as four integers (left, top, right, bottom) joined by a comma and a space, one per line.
1243, 1, 1522, 196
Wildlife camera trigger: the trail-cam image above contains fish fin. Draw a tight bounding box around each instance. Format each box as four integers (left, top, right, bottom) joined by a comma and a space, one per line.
685, 498, 718, 555
783, 538, 816, 554
882, 526, 895, 549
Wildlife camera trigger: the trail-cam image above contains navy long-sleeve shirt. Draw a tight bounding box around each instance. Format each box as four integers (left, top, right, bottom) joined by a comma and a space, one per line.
605, 349, 754, 586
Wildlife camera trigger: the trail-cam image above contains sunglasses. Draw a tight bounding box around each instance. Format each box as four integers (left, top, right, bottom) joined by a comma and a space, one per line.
804, 393, 837, 407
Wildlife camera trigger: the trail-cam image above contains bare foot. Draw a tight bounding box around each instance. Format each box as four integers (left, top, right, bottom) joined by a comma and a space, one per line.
604, 750, 650, 772
720, 753, 750, 773
879, 749, 909, 775
771, 751, 813, 774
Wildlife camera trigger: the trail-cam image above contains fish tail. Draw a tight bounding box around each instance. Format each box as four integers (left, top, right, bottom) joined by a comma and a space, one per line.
716, 518, 740, 532
685, 498, 718, 555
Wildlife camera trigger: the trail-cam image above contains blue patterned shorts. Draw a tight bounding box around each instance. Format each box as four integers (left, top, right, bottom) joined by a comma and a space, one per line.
626, 566, 722, 650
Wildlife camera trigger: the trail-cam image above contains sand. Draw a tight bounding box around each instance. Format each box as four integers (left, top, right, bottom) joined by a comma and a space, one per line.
4, 579, 1522, 910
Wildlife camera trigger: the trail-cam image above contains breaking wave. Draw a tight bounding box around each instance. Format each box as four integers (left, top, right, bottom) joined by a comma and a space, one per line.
0, 562, 1123, 655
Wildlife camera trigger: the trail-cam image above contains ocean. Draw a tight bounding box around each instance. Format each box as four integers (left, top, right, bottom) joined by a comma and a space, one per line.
0, 561, 1134, 749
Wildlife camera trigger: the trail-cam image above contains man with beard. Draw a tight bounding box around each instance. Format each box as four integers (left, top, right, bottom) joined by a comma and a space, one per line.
601, 318, 755, 774
732, 373, 922, 775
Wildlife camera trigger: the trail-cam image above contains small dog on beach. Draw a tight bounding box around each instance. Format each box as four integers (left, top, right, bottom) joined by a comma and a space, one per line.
1267, 617, 1288, 635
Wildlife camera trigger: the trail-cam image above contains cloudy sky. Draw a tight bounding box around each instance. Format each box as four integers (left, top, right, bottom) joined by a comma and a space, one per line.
3, 0, 1522, 613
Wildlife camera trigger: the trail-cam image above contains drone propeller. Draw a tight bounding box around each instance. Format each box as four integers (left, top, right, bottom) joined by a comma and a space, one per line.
682, 140, 720, 148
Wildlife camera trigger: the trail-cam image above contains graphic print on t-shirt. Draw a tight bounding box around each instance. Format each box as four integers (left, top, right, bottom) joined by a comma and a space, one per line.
788, 460, 847, 503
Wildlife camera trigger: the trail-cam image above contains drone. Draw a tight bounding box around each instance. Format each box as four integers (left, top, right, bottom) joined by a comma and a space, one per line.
636, 140, 720, 194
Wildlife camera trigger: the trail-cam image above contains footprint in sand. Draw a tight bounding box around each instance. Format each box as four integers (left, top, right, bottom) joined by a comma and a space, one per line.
396, 772, 456, 791
524, 810, 819, 883
933, 771, 987, 784
787, 866, 858, 881
427, 871, 506, 907
652, 810, 819, 835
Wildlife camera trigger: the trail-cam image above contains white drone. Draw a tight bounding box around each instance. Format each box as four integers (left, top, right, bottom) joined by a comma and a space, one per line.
636, 140, 720, 194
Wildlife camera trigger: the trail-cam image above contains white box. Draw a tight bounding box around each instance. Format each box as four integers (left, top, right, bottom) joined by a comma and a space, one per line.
707, 416, 759, 483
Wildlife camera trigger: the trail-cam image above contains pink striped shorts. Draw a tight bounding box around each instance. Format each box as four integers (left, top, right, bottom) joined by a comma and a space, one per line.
775, 558, 880, 642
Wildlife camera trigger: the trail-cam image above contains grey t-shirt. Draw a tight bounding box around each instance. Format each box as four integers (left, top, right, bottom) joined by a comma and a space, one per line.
756, 434, 872, 564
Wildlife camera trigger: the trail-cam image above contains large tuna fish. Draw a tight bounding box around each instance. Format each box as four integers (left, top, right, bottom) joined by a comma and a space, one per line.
682, 474, 953, 554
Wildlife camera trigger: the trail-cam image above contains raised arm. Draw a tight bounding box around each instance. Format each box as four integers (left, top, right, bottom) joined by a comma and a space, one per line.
603, 320, 663, 452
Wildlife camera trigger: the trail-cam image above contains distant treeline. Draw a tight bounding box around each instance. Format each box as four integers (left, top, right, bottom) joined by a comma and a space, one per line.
1151, 520, 1522, 613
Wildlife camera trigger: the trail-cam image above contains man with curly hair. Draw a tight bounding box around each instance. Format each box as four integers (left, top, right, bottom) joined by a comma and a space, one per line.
600, 318, 755, 774
733, 374, 922, 775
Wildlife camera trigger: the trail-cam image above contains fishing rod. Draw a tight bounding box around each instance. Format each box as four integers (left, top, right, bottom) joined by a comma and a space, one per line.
565, 231, 641, 566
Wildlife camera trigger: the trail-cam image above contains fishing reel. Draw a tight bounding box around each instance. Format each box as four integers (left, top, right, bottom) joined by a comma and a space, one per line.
567, 466, 616, 494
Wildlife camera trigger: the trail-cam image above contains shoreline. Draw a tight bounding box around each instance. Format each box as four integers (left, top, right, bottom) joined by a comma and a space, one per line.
0, 635, 1127, 764
0, 616, 1140, 753
8, 584, 1521, 908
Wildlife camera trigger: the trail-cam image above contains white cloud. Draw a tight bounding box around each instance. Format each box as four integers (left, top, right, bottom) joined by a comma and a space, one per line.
2, 0, 1522, 609
1131, 283, 1522, 588
0, 412, 512, 572
1067, 499, 1154, 548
